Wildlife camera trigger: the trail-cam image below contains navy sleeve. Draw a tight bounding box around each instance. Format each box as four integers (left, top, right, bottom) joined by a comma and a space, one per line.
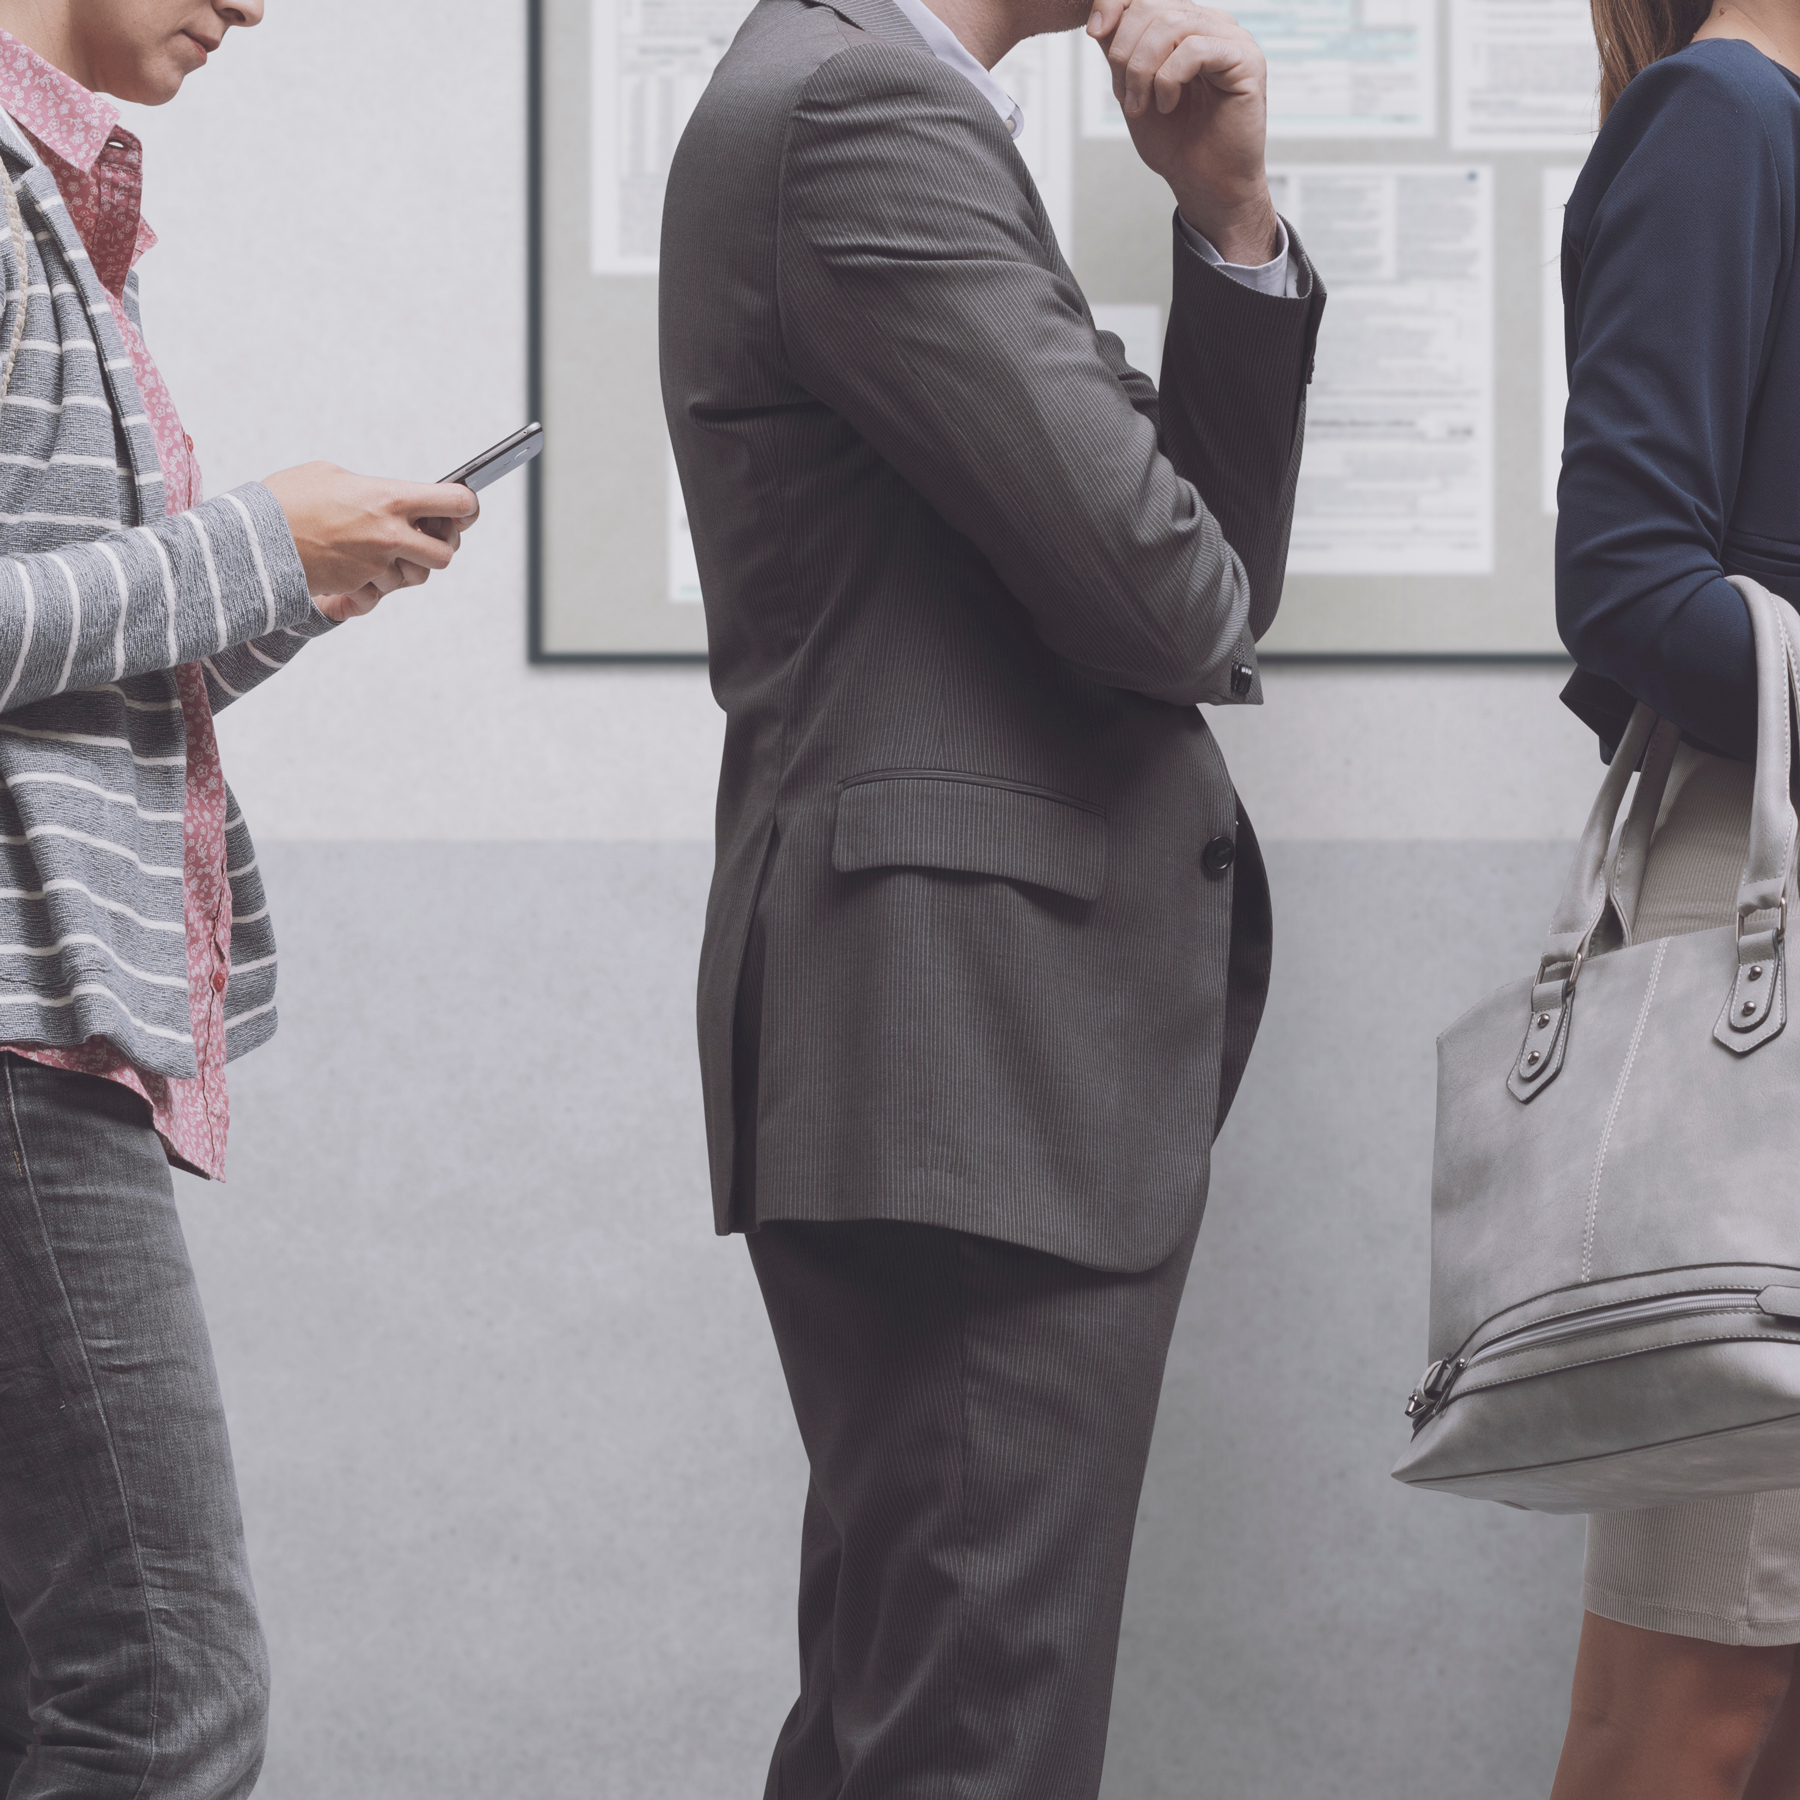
1555, 51, 1788, 761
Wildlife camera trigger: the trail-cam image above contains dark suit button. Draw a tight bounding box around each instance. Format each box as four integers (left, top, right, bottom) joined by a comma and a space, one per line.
1230, 663, 1254, 698
1203, 836, 1236, 877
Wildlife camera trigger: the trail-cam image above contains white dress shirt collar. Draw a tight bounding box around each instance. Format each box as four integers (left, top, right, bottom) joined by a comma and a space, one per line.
889, 0, 1024, 140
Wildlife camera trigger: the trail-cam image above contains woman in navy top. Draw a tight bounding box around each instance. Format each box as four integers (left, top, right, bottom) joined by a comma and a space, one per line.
1559, 40, 1800, 763
1553, 13, 1800, 1798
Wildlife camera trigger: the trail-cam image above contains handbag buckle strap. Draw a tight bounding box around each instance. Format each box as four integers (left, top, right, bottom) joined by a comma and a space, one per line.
1717, 927, 1788, 1054
1534, 946, 1584, 997
1510, 967, 1579, 1103
1736, 893, 1788, 949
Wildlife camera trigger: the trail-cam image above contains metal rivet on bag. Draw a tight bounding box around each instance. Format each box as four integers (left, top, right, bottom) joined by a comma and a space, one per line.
1525, 1050, 1542, 1067
1751, 965, 1765, 981
1536, 1013, 1551, 1028
1743, 1001, 1758, 1017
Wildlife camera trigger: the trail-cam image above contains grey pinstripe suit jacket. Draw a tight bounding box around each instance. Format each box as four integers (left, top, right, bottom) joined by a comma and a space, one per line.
660, 0, 1325, 1272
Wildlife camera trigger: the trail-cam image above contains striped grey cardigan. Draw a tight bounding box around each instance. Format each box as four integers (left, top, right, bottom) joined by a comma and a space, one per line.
0, 112, 324, 1081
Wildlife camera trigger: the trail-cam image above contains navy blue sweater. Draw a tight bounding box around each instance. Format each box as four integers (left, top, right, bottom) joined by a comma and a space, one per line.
1557, 39, 1800, 760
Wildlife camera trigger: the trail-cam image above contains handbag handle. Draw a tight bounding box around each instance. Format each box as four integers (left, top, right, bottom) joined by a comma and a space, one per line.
1726, 574, 1800, 934
1509, 577, 1800, 1099
1535, 701, 1660, 986
1604, 570, 1800, 941
1604, 714, 1682, 947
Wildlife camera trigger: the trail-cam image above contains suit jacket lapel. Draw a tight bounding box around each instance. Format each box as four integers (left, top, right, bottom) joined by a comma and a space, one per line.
804, 0, 933, 54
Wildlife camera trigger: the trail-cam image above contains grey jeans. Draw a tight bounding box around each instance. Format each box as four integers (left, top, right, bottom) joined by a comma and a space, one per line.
0, 1055, 268, 1798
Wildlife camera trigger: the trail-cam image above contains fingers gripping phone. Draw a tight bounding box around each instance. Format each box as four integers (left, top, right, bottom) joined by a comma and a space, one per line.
442, 422, 544, 492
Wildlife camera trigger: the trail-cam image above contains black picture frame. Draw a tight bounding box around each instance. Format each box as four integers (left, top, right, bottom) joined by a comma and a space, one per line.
527, 0, 709, 665
524, 0, 1572, 668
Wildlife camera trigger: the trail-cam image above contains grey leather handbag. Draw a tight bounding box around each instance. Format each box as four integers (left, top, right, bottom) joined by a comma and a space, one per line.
1394, 576, 1800, 1512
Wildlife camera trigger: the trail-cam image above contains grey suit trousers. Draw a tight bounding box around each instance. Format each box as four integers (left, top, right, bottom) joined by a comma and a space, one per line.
748, 1218, 1198, 1799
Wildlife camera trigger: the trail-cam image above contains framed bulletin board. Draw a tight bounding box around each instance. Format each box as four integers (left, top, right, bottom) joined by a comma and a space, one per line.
531, 0, 1595, 661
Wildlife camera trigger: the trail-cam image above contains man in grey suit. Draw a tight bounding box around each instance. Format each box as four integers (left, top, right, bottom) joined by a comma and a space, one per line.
660, 0, 1323, 1783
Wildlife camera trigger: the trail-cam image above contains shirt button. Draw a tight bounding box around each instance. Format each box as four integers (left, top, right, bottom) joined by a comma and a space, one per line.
1202, 836, 1236, 877
211, 969, 227, 994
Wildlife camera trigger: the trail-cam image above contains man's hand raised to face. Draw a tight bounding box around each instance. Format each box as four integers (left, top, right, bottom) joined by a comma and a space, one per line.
1087, 0, 1280, 268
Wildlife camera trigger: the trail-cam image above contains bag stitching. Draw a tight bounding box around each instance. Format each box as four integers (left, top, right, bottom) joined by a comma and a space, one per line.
1446, 1329, 1800, 1406
1468, 1305, 1763, 1368
1453, 1263, 1800, 1361
1463, 1282, 1775, 1354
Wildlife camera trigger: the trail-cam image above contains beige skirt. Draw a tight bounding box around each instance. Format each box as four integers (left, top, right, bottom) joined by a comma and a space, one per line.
1581, 744, 1800, 1647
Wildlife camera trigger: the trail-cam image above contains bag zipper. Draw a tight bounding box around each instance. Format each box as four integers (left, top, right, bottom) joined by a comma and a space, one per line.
1405, 1290, 1764, 1426
1468, 1290, 1761, 1366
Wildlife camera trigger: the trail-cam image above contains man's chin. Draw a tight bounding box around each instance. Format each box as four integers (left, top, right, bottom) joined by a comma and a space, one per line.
1015, 0, 1099, 38
110, 61, 190, 107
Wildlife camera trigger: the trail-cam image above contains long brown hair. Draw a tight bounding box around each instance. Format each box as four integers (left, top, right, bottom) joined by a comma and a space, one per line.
1591, 0, 1713, 118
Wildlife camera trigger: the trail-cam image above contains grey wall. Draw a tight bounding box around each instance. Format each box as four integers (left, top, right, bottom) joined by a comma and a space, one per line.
1107, 842, 1586, 1799
175, 840, 1587, 1799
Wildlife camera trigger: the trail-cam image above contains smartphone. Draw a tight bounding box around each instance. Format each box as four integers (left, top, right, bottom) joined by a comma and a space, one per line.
441, 422, 544, 492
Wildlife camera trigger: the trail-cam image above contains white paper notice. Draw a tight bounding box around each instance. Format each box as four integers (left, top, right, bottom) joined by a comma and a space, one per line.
995, 34, 1075, 247
1542, 165, 1580, 514
1090, 304, 1163, 380
669, 451, 702, 602
1451, 0, 1599, 150
592, 0, 753, 275
1272, 165, 1494, 575
1082, 0, 1436, 141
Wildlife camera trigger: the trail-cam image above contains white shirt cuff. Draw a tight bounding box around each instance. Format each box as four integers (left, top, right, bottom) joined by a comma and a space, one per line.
1178, 214, 1293, 299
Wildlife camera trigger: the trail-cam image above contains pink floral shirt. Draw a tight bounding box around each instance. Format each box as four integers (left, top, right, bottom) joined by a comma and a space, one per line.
0, 32, 233, 1178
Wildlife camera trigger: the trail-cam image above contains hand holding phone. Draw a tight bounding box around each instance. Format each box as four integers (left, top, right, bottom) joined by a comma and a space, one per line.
264, 426, 544, 621
260, 463, 481, 620
420, 422, 545, 545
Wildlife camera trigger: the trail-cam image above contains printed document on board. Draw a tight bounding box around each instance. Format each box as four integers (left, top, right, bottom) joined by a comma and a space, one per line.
592, 0, 753, 275
1272, 165, 1495, 575
1451, 0, 1599, 149
1082, 0, 1436, 140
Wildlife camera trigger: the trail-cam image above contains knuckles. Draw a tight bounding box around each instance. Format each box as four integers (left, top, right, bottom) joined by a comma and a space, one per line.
1110, 4, 1258, 74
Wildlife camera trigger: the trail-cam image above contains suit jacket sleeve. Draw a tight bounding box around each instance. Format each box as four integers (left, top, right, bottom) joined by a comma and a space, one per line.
776, 40, 1321, 707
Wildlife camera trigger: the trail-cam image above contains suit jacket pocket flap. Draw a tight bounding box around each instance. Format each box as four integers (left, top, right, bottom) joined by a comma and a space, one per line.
832, 775, 1106, 902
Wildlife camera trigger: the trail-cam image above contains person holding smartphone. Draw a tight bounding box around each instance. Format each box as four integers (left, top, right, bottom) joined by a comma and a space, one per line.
0, 3, 479, 1796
